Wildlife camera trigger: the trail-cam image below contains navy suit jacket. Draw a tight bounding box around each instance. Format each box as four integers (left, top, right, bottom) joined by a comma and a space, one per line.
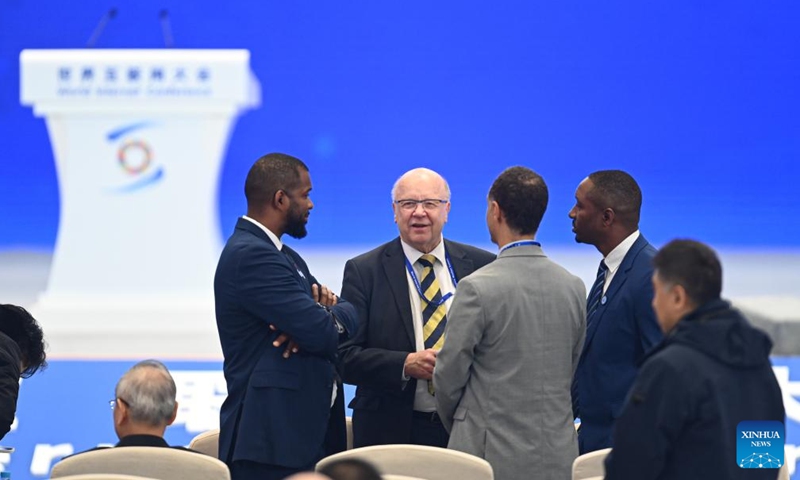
214, 218, 358, 469
573, 234, 662, 453
338, 237, 495, 447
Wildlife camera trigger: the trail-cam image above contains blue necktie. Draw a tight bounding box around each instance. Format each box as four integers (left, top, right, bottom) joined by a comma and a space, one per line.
586, 260, 609, 321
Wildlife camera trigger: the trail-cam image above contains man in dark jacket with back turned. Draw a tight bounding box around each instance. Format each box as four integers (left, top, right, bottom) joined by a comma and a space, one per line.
605, 239, 785, 480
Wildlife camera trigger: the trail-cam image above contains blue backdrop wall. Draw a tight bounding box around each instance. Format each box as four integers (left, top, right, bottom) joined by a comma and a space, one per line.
1, 1, 798, 250
2, 3, 800, 479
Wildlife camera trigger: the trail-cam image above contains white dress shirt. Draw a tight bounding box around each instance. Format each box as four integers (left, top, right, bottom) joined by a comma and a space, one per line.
401, 237, 456, 412
602, 230, 640, 294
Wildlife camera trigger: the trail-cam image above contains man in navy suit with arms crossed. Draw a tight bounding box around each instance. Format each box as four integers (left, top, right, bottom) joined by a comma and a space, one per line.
569, 170, 663, 453
214, 153, 358, 480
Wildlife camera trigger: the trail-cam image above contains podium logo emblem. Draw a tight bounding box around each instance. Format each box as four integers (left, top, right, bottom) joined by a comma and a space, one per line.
118, 140, 152, 174
107, 121, 164, 192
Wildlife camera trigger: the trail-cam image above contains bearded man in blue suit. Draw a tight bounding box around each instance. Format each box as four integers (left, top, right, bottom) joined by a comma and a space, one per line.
569, 170, 663, 454
214, 153, 358, 480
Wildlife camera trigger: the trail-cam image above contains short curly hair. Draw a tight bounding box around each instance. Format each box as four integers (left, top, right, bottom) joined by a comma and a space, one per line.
0, 304, 47, 378
488, 166, 548, 235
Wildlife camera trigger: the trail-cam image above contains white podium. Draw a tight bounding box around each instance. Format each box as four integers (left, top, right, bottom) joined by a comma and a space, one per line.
20, 49, 260, 357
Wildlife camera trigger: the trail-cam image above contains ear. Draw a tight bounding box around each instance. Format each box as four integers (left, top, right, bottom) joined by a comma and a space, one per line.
672, 284, 690, 310
167, 402, 179, 426
115, 400, 128, 426
273, 189, 289, 212
392, 201, 398, 223
491, 201, 503, 223
602, 208, 616, 226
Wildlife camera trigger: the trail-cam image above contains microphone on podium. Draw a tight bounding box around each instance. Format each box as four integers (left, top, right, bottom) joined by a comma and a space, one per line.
159, 9, 175, 48
86, 8, 118, 48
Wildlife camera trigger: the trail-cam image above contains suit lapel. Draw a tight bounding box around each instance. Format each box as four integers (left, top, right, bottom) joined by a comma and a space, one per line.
382, 239, 416, 347
581, 234, 649, 355
282, 245, 312, 294
444, 239, 476, 282
236, 219, 313, 295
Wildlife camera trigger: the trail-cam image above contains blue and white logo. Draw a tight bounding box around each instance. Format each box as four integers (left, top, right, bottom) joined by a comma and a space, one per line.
106, 121, 164, 193
738, 420, 785, 469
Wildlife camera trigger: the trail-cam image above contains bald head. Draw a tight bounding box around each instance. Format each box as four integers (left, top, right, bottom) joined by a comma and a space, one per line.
283, 473, 332, 480
391, 168, 450, 202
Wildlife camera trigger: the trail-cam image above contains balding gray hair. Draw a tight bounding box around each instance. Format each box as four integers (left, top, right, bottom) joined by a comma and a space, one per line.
390, 168, 451, 201
115, 359, 177, 426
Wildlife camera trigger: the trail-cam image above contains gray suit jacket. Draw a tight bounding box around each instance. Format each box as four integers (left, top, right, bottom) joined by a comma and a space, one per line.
435, 244, 586, 480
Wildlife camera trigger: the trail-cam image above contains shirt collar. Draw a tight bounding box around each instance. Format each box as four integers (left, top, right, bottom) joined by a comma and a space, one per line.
498, 238, 539, 254
242, 215, 282, 251
604, 230, 640, 273
400, 236, 446, 266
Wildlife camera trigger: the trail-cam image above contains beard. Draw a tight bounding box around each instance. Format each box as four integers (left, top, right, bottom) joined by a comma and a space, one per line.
285, 205, 308, 239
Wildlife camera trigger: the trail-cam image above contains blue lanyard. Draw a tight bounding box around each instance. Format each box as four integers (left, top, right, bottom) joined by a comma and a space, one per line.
404, 250, 458, 307
500, 240, 541, 253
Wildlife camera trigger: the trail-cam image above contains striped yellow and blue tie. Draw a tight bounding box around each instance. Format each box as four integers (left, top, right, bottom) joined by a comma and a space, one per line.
417, 254, 447, 395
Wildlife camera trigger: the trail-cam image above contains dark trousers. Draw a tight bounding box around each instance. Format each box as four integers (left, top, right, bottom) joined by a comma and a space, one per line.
228, 385, 343, 480
410, 410, 450, 448
324, 380, 348, 455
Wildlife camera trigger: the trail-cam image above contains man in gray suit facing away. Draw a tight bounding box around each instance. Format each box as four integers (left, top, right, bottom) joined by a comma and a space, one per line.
435, 166, 587, 480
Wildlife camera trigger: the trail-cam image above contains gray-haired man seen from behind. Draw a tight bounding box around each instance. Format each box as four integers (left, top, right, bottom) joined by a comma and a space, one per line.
70, 359, 195, 455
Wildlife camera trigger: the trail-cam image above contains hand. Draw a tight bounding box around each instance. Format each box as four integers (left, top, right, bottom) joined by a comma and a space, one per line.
313, 283, 338, 307
269, 324, 299, 358
403, 349, 438, 380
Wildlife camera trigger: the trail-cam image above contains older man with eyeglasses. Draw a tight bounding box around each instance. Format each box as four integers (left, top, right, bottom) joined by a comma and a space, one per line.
69, 360, 196, 456
338, 167, 495, 448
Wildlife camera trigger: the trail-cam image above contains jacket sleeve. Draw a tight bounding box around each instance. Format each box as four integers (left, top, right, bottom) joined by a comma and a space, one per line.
434, 278, 484, 433
338, 259, 410, 391
236, 245, 340, 358
0, 340, 21, 441
604, 356, 690, 480
298, 256, 359, 342
331, 300, 358, 342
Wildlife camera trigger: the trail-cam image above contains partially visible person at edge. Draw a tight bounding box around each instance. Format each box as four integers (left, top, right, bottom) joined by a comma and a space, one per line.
605, 239, 785, 480
0, 304, 47, 441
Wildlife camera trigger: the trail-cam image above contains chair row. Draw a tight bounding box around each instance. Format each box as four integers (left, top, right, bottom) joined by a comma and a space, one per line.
570, 446, 790, 480
52, 426, 792, 480
187, 428, 793, 480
